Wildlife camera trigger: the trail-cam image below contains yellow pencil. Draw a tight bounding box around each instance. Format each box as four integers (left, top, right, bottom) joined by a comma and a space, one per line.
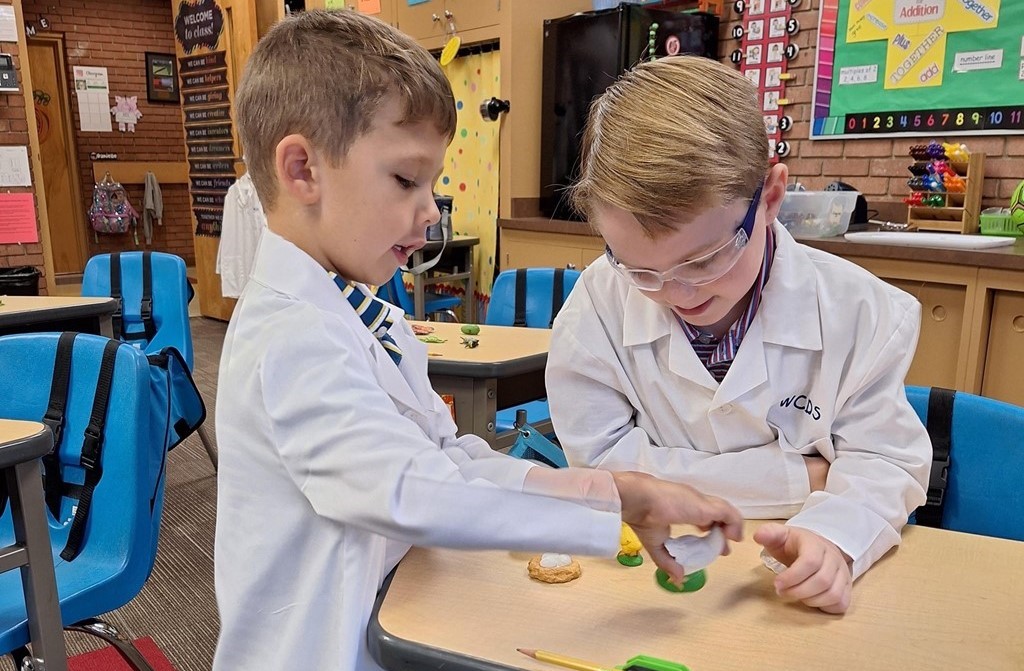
517, 648, 615, 671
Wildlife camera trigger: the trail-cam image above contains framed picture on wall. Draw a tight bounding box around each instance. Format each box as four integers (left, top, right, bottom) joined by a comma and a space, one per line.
145, 52, 179, 103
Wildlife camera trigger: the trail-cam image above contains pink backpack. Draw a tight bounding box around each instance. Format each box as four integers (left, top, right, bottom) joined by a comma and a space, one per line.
88, 174, 139, 241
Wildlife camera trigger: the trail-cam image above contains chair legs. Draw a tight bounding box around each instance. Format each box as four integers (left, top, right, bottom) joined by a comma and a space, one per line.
66, 619, 155, 671
197, 424, 218, 471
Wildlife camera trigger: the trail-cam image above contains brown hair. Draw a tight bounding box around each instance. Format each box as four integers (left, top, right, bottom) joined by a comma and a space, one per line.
235, 10, 457, 209
569, 55, 769, 237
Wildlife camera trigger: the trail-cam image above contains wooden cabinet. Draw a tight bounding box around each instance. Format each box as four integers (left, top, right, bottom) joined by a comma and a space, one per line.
394, 0, 500, 41
500, 229, 604, 271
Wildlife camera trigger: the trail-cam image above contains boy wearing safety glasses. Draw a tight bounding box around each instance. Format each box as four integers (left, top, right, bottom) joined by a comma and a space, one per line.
546, 56, 931, 614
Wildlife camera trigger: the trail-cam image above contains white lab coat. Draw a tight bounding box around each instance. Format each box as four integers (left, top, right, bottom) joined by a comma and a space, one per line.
213, 230, 620, 671
547, 222, 931, 579
216, 173, 267, 298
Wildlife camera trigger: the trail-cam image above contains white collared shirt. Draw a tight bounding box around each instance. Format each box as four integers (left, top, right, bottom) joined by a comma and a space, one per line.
547, 222, 931, 579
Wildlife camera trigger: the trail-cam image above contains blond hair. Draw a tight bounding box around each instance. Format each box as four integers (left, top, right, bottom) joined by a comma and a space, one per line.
569, 56, 768, 237
235, 10, 457, 209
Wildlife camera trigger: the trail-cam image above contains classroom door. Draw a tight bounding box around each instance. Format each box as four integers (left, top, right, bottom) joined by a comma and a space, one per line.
27, 37, 88, 276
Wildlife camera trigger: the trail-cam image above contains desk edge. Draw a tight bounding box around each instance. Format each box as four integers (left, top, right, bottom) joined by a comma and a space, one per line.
368, 566, 523, 671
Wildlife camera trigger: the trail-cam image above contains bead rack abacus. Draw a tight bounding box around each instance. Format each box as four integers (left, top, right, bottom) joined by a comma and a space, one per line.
905, 148, 985, 235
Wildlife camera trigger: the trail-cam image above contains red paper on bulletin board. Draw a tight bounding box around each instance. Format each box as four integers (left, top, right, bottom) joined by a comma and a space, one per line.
0, 193, 39, 244
358, 0, 381, 13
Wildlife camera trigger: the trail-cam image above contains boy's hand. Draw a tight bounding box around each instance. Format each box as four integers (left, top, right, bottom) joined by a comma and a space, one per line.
803, 456, 830, 492
611, 471, 743, 586
754, 523, 852, 614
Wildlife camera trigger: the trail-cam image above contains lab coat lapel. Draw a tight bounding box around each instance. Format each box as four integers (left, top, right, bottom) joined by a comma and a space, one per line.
621, 285, 719, 391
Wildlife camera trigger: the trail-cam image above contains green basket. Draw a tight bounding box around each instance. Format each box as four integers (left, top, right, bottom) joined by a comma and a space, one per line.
979, 208, 1023, 237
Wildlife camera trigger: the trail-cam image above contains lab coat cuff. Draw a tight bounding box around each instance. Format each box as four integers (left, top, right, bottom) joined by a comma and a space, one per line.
785, 493, 901, 580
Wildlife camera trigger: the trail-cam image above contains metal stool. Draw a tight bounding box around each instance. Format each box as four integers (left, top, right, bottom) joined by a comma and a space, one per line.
0, 420, 67, 671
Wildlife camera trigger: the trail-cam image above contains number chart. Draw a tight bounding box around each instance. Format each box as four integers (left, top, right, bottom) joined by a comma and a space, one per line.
812, 0, 1024, 138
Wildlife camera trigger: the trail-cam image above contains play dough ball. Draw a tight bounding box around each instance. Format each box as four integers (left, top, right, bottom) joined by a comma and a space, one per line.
461, 324, 480, 335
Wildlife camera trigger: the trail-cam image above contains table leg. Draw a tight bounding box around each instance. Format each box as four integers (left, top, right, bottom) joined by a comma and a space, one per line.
98, 315, 114, 339
428, 374, 498, 447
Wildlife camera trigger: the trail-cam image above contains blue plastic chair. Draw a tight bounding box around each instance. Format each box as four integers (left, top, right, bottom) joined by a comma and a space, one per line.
0, 334, 169, 669
82, 252, 216, 469
375, 269, 462, 321
485, 268, 581, 434
906, 386, 1024, 541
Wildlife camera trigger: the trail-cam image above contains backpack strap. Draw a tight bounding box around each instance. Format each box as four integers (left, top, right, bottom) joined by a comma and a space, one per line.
140, 251, 156, 342
548, 268, 566, 329
109, 252, 124, 340
60, 338, 119, 562
41, 332, 76, 518
513, 269, 528, 328
916, 387, 955, 528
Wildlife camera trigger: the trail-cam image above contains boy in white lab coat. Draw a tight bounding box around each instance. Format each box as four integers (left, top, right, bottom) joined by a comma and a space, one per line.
546, 56, 932, 615
214, 12, 744, 671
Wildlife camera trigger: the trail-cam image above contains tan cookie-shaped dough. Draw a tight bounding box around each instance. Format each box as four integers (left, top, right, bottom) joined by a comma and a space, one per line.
528, 555, 582, 583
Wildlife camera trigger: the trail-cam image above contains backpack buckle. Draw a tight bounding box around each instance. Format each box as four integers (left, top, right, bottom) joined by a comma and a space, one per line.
926, 455, 950, 507
41, 410, 64, 448
140, 296, 153, 320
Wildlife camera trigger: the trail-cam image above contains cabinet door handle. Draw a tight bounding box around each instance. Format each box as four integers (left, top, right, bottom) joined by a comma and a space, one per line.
432, 13, 441, 22
566, 264, 577, 270
444, 9, 454, 19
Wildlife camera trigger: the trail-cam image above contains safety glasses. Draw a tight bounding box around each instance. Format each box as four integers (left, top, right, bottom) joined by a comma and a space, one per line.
605, 186, 763, 291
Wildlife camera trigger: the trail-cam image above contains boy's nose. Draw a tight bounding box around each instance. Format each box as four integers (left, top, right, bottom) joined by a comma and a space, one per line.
656, 279, 700, 304
421, 196, 441, 230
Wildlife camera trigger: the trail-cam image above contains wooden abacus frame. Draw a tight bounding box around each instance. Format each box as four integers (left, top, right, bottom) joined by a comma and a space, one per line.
906, 152, 986, 234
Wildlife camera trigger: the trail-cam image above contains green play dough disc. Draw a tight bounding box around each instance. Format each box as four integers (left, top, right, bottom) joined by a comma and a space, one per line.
617, 553, 644, 567
655, 568, 707, 592
460, 324, 480, 335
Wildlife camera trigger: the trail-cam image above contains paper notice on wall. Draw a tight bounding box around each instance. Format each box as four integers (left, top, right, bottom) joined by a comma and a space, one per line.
838, 64, 879, 85
358, 0, 382, 13
0, 193, 39, 244
0, 146, 31, 187
0, 5, 18, 43
73, 66, 112, 132
953, 49, 1003, 72
325, 0, 345, 8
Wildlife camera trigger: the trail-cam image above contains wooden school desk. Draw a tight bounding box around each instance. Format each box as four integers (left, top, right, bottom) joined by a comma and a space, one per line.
369, 521, 1024, 671
410, 235, 479, 322
416, 321, 550, 449
0, 296, 116, 338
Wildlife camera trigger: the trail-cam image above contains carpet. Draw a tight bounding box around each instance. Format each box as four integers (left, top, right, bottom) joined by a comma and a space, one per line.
68, 637, 176, 671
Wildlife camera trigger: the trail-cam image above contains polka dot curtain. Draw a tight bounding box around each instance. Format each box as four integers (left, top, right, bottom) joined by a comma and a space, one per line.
438, 49, 500, 319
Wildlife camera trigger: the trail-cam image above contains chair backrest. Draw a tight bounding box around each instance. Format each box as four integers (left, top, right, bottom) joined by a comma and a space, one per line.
0, 334, 166, 646
906, 386, 1024, 541
375, 270, 416, 315
82, 252, 194, 369
485, 268, 582, 328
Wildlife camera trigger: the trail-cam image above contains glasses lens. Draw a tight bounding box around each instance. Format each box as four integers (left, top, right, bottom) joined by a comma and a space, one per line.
628, 270, 662, 292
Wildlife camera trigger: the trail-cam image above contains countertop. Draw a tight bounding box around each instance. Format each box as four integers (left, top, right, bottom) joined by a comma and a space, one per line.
498, 217, 1024, 271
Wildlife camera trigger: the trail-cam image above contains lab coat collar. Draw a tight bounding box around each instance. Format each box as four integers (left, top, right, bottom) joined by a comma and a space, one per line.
252, 231, 429, 413
759, 222, 823, 352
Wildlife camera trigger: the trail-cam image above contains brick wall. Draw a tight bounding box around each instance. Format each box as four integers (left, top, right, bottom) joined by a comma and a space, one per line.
719, 1, 1024, 219
0, 0, 46, 294
21, 0, 194, 264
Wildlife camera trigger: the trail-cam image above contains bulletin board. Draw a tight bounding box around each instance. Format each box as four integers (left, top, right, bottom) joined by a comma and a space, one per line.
812, 0, 1024, 138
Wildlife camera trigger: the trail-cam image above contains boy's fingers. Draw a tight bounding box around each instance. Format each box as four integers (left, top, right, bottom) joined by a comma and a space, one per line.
647, 543, 685, 586
707, 499, 745, 541
753, 522, 789, 555
801, 566, 849, 609
773, 544, 824, 592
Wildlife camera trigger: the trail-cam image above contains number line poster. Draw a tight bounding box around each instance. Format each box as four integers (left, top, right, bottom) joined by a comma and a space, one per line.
812, 0, 1024, 138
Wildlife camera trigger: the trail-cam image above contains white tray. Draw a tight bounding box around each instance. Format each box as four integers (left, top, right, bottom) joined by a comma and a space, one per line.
843, 232, 1018, 250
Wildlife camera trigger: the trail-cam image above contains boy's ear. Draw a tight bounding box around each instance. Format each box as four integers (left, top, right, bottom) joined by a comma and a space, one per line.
761, 162, 790, 224
275, 134, 321, 206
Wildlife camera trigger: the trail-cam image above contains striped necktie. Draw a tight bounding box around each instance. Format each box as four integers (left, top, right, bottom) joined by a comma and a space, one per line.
333, 277, 403, 366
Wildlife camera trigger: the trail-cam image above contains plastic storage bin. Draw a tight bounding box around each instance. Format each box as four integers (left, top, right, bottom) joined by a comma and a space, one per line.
979, 208, 1022, 237
0, 266, 40, 296
777, 191, 858, 239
